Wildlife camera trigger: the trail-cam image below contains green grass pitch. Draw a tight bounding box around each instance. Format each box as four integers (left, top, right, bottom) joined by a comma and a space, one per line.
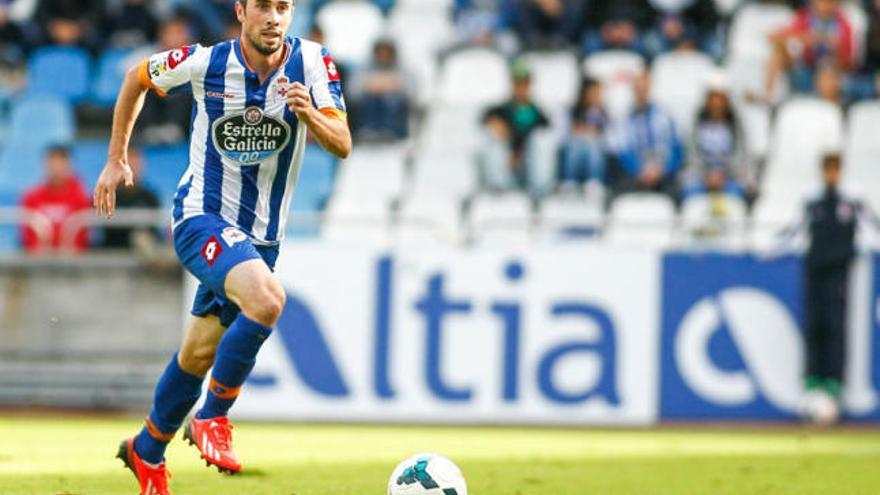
1, 416, 879, 494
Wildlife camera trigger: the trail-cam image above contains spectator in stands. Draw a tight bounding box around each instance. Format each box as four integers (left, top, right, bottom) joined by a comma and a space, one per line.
610, 70, 683, 198
582, 0, 657, 56
478, 60, 555, 198
0, 0, 26, 67
311, 0, 396, 16
98, 148, 160, 249
856, 0, 880, 98
450, 0, 519, 55
129, 15, 195, 145
513, 0, 588, 48
352, 38, 413, 142
170, 0, 234, 44
683, 79, 753, 199
815, 60, 847, 108
559, 77, 609, 195
35, 0, 102, 50
766, 0, 855, 99
646, 0, 722, 58
20, 145, 91, 254
101, 0, 158, 50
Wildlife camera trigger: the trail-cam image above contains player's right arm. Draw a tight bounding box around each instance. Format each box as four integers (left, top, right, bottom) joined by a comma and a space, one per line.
94, 45, 199, 218
93, 63, 148, 219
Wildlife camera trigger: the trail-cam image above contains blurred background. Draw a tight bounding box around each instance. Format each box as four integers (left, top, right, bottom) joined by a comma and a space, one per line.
0, 0, 879, 426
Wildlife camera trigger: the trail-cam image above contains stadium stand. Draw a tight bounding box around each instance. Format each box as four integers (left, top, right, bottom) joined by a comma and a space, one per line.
1, 0, 879, 255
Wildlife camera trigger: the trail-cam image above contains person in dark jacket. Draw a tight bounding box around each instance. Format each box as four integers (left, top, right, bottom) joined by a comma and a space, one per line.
794, 153, 880, 423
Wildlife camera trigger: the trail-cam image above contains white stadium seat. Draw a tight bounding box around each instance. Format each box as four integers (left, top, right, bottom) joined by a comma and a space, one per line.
388, 7, 454, 106
650, 51, 718, 135
605, 193, 677, 248
845, 101, 880, 188
733, 99, 771, 160
583, 50, 645, 122
437, 48, 510, 107
322, 192, 391, 243
728, 3, 794, 61
410, 152, 478, 200
316, 1, 385, 66
521, 50, 581, 113
680, 194, 748, 250
750, 196, 804, 252
332, 144, 408, 203
763, 98, 844, 203
713, 0, 742, 16
468, 193, 533, 245
419, 105, 484, 153
395, 194, 463, 245
538, 196, 604, 243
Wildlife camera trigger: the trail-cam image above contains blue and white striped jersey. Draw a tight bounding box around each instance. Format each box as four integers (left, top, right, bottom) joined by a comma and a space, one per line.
139, 36, 346, 244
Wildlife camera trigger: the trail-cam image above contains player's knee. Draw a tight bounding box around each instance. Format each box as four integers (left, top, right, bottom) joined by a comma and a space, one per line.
241, 280, 286, 326
178, 344, 216, 377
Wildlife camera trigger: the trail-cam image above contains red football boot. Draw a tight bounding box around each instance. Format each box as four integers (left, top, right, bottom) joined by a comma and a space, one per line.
183, 416, 242, 474
116, 438, 173, 495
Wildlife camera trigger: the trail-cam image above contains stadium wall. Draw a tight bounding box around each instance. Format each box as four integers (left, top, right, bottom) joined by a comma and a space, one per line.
182, 246, 880, 425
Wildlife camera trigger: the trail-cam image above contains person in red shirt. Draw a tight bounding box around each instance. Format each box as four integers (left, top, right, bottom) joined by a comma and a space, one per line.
766, 0, 855, 99
20, 145, 92, 253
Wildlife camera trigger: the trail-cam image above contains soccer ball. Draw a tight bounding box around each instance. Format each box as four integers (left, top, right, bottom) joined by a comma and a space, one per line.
387, 453, 467, 495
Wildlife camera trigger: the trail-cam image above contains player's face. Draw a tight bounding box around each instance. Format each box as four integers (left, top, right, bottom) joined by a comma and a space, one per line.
237, 0, 294, 56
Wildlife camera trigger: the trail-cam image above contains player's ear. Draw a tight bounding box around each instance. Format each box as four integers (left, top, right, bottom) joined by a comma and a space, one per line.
235, 0, 246, 23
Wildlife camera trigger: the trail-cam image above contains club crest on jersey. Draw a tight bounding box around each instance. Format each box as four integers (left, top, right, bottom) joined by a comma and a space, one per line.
221, 227, 247, 247
211, 106, 291, 165
323, 56, 340, 82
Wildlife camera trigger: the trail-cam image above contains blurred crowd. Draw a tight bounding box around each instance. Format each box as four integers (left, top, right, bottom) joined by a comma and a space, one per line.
3, 0, 880, 253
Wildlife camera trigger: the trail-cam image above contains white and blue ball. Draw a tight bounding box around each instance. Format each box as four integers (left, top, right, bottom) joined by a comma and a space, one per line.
387, 453, 467, 495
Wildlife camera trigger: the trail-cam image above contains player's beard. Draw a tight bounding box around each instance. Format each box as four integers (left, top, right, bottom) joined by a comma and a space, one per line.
247, 30, 283, 56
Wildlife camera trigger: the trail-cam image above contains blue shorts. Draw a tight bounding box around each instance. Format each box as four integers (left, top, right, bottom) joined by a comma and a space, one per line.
173, 214, 279, 327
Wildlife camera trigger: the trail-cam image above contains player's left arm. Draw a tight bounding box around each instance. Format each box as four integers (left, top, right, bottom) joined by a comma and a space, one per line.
287, 82, 351, 159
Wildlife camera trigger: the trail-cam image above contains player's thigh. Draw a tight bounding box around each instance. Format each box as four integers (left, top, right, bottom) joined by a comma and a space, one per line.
178, 314, 227, 376
223, 259, 286, 325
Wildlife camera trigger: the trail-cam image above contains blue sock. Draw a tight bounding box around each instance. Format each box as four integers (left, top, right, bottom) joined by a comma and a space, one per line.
197, 315, 272, 420
134, 353, 204, 464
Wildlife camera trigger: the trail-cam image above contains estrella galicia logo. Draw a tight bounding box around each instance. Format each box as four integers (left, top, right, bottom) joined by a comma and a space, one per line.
660, 254, 804, 419
212, 106, 291, 165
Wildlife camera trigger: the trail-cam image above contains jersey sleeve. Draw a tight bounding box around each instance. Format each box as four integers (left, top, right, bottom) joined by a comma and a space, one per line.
138, 44, 200, 97
305, 45, 347, 121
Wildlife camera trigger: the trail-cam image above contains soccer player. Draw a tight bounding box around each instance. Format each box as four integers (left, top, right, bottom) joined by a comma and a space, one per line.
93, 1, 351, 494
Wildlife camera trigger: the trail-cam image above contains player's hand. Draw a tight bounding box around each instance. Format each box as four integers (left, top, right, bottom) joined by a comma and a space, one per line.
94, 157, 134, 219
286, 82, 313, 118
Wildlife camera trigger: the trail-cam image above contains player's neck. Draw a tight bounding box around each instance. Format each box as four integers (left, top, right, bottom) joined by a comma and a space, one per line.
239, 36, 287, 82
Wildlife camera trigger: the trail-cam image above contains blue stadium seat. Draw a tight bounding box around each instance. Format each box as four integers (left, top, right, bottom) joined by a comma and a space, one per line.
297, 144, 337, 208
27, 46, 92, 103
0, 145, 47, 203
8, 95, 75, 148
91, 49, 132, 107
284, 145, 338, 238
0, 226, 19, 253
142, 145, 189, 206
72, 140, 110, 190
